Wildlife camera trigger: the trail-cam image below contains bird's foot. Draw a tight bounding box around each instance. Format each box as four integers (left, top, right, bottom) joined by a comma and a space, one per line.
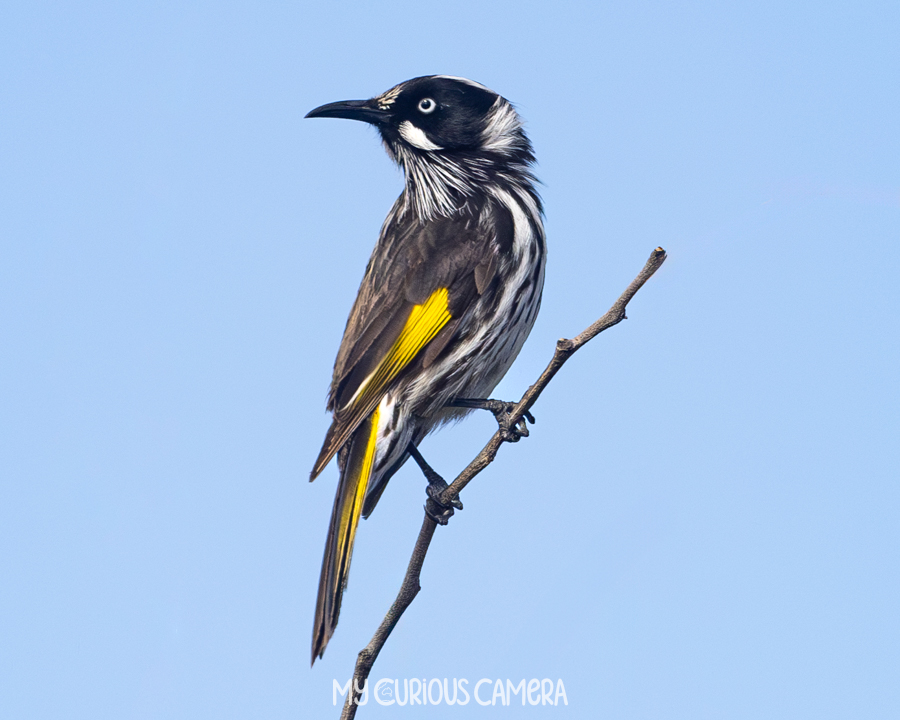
407, 443, 462, 526
449, 397, 535, 442
425, 476, 463, 526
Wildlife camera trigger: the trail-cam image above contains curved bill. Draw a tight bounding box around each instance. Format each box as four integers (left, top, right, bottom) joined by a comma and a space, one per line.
304, 99, 390, 125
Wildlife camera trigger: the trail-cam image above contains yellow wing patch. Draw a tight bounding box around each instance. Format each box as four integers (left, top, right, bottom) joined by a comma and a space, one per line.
342, 287, 452, 413
311, 288, 452, 480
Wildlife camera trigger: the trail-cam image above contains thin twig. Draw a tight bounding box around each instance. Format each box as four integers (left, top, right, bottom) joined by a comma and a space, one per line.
339, 247, 667, 718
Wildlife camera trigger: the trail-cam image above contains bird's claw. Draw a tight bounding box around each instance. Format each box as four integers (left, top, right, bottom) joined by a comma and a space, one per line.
495, 403, 534, 443
450, 398, 534, 443
425, 478, 463, 526
407, 443, 462, 525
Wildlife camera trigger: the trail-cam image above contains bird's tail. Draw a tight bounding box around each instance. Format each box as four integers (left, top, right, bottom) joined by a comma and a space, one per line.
311, 408, 380, 665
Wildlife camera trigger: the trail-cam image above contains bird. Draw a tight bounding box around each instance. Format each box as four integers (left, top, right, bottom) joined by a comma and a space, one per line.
305, 75, 545, 664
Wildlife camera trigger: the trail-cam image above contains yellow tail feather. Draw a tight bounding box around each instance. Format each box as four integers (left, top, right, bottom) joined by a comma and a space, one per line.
311, 407, 380, 664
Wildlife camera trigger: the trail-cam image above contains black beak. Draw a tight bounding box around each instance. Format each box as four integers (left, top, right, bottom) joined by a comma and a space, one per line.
305, 99, 390, 125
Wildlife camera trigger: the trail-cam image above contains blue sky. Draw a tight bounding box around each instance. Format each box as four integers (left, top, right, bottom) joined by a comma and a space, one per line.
1, 1, 898, 718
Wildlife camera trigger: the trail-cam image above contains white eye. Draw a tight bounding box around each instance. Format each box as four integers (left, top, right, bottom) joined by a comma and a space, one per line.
417, 98, 437, 114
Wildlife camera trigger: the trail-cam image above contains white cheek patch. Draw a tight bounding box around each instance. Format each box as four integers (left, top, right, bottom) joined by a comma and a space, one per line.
398, 120, 443, 151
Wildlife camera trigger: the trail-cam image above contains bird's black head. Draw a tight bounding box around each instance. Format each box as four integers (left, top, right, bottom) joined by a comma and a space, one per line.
306, 75, 524, 156
307, 76, 538, 219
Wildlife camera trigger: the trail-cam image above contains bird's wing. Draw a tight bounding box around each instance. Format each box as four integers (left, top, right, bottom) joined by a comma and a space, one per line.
310, 200, 514, 479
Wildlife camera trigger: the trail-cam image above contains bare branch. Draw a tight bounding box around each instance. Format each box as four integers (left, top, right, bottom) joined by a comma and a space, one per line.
339, 517, 436, 720
339, 247, 667, 718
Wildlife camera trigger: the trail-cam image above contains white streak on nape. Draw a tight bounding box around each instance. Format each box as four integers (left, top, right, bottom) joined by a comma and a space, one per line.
433, 75, 493, 92
489, 187, 534, 259
398, 120, 443, 151
481, 98, 522, 154
514, 187, 542, 234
